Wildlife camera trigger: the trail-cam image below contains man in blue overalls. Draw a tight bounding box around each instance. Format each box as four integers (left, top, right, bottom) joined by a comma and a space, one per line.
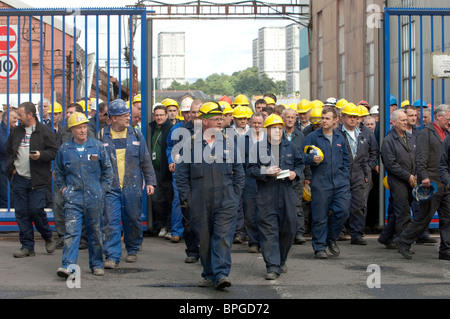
176, 102, 245, 289
303, 107, 351, 259
54, 112, 113, 277
101, 99, 156, 268
248, 114, 304, 280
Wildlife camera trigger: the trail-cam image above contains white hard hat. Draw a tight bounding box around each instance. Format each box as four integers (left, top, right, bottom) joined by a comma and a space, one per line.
152, 103, 163, 112
179, 97, 193, 112
370, 105, 379, 115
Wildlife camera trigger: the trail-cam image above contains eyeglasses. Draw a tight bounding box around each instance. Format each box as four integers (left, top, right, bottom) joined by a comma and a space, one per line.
207, 117, 224, 122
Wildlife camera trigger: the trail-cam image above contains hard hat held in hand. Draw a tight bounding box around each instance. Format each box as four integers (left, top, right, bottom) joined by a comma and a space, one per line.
303, 184, 311, 202
304, 145, 324, 163
412, 182, 438, 202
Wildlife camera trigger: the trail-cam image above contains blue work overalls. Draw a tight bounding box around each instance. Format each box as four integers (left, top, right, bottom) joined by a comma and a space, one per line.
303, 128, 351, 253
101, 126, 156, 263
54, 137, 113, 270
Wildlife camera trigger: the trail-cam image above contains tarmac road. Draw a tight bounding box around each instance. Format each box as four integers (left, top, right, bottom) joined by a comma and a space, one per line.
0, 232, 449, 303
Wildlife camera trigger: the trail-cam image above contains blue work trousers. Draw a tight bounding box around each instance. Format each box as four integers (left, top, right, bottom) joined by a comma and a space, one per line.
311, 186, 350, 252
62, 204, 103, 270
103, 189, 143, 263
257, 181, 297, 274
190, 190, 238, 285
12, 174, 53, 250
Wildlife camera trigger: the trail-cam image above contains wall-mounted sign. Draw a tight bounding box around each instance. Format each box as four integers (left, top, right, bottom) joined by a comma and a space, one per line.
431, 52, 450, 79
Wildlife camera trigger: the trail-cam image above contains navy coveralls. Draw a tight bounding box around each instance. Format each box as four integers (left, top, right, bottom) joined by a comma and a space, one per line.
303, 128, 351, 253
176, 133, 245, 285
248, 137, 304, 275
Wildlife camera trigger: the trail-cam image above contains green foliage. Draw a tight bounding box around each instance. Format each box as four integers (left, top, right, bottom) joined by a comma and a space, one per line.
168, 67, 285, 98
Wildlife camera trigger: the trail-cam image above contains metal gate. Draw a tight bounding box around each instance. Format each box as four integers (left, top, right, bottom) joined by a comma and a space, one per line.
383, 7, 450, 229
0, 7, 149, 231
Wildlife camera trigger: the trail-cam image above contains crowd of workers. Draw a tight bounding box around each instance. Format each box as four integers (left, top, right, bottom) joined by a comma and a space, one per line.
0, 91, 449, 289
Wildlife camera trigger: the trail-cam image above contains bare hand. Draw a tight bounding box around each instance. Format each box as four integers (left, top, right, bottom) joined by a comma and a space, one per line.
266, 166, 281, 176
313, 155, 323, 164
29, 150, 40, 160
289, 171, 296, 181
146, 185, 155, 196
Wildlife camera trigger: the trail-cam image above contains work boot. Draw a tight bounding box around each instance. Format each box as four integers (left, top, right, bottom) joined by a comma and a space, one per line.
104, 259, 118, 269
126, 254, 137, 263
265, 272, 280, 280
45, 238, 56, 254
214, 277, 232, 289
92, 268, 105, 276
395, 238, 412, 259
13, 248, 35, 258
56, 267, 72, 278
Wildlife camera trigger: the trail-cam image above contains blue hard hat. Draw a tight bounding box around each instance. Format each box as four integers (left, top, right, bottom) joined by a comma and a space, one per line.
389, 94, 397, 106
413, 99, 427, 108
412, 182, 438, 202
108, 99, 129, 116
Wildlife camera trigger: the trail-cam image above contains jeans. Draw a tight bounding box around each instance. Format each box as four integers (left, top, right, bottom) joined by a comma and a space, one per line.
12, 174, 53, 250
103, 189, 143, 263
62, 204, 103, 270
170, 172, 184, 237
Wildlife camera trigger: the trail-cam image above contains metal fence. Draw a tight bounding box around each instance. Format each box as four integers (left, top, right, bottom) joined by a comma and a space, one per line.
0, 7, 149, 231
383, 7, 450, 229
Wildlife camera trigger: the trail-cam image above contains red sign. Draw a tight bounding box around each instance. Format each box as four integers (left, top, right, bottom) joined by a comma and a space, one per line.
0, 26, 17, 51
0, 52, 18, 80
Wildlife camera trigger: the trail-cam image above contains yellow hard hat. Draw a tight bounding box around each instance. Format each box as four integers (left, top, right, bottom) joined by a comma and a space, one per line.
304, 145, 324, 163
297, 99, 312, 113
336, 99, 349, 109
264, 114, 285, 128
67, 112, 89, 129
358, 104, 370, 117
176, 109, 184, 121
310, 100, 324, 110
163, 98, 179, 109
246, 106, 254, 118
219, 101, 234, 114
232, 105, 250, 119
198, 102, 223, 118
48, 102, 63, 113
401, 100, 410, 108
264, 97, 276, 106
132, 94, 141, 104
78, 100, 91, 112
288, 103, 297, 111
383, 176, 389, 190
309, 108, 322, 125
303, 184, 311, 202
341, 103, 360, 116
233, 94, 249, 106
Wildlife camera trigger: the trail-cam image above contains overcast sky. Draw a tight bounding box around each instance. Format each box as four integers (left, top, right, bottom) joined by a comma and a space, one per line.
21, 0, 294, 81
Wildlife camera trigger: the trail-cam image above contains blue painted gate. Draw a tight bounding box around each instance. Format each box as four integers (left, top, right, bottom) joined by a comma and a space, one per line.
0, 7, 149, 231
384, 7, 450, 229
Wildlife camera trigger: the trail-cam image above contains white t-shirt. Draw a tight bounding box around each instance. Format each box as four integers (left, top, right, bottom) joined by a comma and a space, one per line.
14, 126, 33, 179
